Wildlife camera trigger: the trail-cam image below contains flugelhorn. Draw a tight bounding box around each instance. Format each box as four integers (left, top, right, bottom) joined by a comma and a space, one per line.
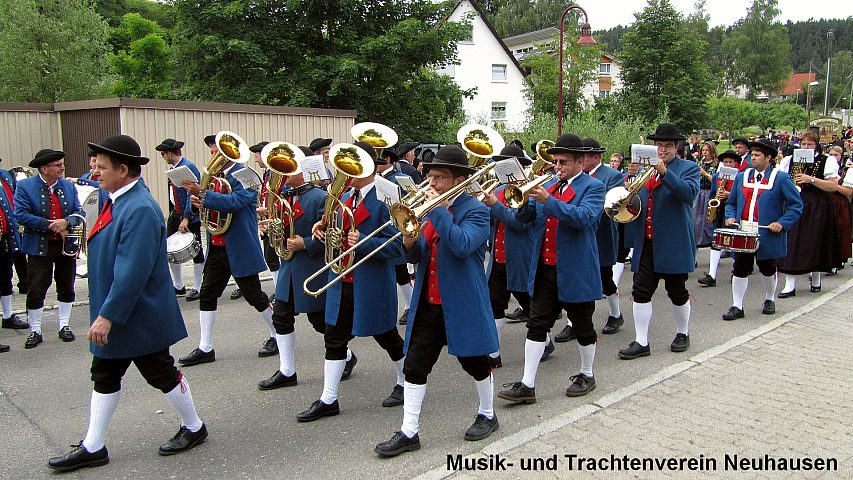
62, 214, 87, 258
351, 122, 398, 160
604, 161, 658, 223
200, 131, 250, 235
260, 142, 304, 260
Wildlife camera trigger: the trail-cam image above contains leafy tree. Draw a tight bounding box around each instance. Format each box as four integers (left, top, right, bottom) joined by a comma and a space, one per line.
808, 50, 853, 111
95, 0, 175, 30
705, 97, 758, 139
488, 0, 569, 39
0, 0, 112, 102
786, 18, 853, 73
109, 13, 173, 99
617, 0, 713, 132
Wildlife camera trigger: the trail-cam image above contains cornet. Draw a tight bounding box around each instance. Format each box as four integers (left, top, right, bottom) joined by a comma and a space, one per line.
199, 131, 250, 235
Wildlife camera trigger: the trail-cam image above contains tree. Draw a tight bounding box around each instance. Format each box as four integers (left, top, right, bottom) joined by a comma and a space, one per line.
95, 0, 175, 30
617, 0, 713, 132
0, 0, 111, 102
721, 0, 791, 100
488, 0, 568, 38
109, 13, 173, 99
705, 97, 758, 139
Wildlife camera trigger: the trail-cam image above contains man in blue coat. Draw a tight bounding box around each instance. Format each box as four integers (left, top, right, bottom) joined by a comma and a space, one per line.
498, 133, 605, 403
15, 149, 82, 349
732, 138, 753, 170
179, 141, 276, 366
48, 134, 206, 472
157, 138, 204, 301
297, 142, 406, 422
619, 124, 700, 360
0, 164, 29, 349
375, 145, 499, 457
721, 139, 803, 320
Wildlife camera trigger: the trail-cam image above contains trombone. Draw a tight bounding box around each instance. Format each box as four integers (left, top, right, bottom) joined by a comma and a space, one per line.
304, 163, 497, 298
259, 142, 304, 260
199, 131, 250, 235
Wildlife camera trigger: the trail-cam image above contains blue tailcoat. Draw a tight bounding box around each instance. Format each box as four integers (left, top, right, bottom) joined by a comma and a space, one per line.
626, 158, 700, 274
590, 164, 624, 267
404, 193, 499, 357
274, 186, 327, 313
202, 164, 266, 277
725, 168, 803, 260
0, 169, 20, 251
14, 176, 82, 256
517, 174, 604, 303
486, 185, 534, 292
325, 187, 402, 336
87, 182, 187, 359
171, 158, 201, 223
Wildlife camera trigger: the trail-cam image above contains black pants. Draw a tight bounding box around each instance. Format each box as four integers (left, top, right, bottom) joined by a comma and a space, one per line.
262, 234, 280, 272
488, 261, 530, 318
13, 251, 27, 291
1, 236, 13, 296
167, 214, 205, 264
616, 223, 630, 262
526, 264, 597, 346
394, 263, 411, 286
631, 239, 689, 305
26, 241, 75, 309
403, 301, 491, 385
733, 253, 776, 277
272, 281, 325, 335
199, 245, 268, 312
90, 349, 180, 395
323, 282, 404, 361
600, 265, 617, 296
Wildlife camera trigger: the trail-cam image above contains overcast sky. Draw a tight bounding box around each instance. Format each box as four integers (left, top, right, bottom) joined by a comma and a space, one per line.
585, 0, 852, 30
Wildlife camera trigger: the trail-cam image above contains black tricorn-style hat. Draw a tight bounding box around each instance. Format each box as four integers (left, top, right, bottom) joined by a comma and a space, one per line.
249, 141, 269, 153
381, 145, 400, 163
155, 138, 185, 152
717, 150, 741, 163
546, 133, 590, 155
298, 146, 313, 156
647, 123, 686, 142
423, 145, 477, 176
203, 134, 216, 147
492, 144, 532, 166
396, 142, 419, 158
731, 137, 749, 147
309, 138, 333, 152
30, 149, 66, 168
87, 135, 150, 165
353, 141, 380, 165
748, 139, 777, 159
582, 137, 607, 154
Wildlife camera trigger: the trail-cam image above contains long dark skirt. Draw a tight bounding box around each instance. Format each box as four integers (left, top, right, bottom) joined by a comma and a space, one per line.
831, 192, 852, 264
692, 189, 715, 247
778, 189, 838, 275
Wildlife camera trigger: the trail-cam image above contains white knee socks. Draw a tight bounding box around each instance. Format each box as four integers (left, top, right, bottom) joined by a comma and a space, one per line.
57, 302, 72, 329
193, 263, 204, 290
612, 262, 625, 286
393, 357, 405, 387
521, 339, 546, 388
28, 308, 43, 334
489, 317, 506, 358
732, 276, 748, 309
320, 359, 346, 404
399, 283, 413, 311
259, 306, 275, 338
673, 302, 691, 335
709, 249, 722, 279
169, 263, 184, 290
198, 311, 216, 352
82, 391, 121, 452
810, 272, 821, 288
578, 343, 596, 377
401, 382, 426, 438
1, 295, 11, 319
606, 293, 621, 318
782, 274, 796, 293
276, 333, 296, 376
761, 274, 777, 301
475, 374, 494, 419
164, 375, 203, 432
270, 271, 278, 290
632, 302, 652, 346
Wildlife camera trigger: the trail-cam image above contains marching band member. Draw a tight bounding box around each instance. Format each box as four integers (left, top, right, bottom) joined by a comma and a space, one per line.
609, 152, 624, 172
251, 141, 282, 292
48, 135, 206, 472
1, 162, 28, 348
375, 146, 499, 457
827, 146, 851, 271
309, 137, 332, 162
698, 150, 740, 287
15, 149, 82, 349
394, 142, 423, 184
618, 124, 700, 360
205, 134, 243, 301
70, 150, 100, 187
297, 142, 406, 421
178, 140, 277, 366
611, 159, 641, 287
258, 159, 328, 390
732, 138, 752, 171
156, 138, 204, 301
721, 139, 802, 320
498, 133, 604, 404
693, 141, 718, 248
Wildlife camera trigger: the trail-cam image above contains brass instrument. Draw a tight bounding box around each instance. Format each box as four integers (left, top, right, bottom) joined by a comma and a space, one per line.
260, 142, 304, 260
604, 161, 658, 223
351, 122, 398, 160
200, 131, 250, 235
503, 173, 556, 209
10, 166, 34, 180
457, 124, 505, 167
530, 140, 555, 179
304, 163, 496, 298
706, 176, 726, 224
62, 214, 87, 258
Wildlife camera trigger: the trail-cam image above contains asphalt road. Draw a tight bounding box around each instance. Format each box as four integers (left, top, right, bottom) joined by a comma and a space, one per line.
0, 248, 844, 479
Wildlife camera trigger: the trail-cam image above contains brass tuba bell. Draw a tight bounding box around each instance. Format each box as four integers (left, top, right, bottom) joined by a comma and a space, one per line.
260, 142, 304, 260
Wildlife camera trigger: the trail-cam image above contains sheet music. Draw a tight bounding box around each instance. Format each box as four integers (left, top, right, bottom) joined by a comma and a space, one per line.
165, 165, 199, 185
232, 167, 262, 190
396, 176, 418, 195
374, 175, 401, 209
493, 159, 526, 184
631, 144, 659, 166
718, 166, 739, 180
793, 149, 815, 164
301, 155, 330, 183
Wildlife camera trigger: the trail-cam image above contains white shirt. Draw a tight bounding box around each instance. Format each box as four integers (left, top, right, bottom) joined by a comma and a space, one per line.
109, 179, 140, 203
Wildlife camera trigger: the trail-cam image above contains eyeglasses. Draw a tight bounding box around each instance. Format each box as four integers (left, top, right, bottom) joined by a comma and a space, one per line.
46, 163, 64, 168
428, 173, 453, 182
555, 159, 573, 165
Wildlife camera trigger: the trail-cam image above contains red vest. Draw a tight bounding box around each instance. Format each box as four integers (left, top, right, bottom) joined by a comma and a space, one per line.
539, 182, 575, 265
644, 174, 663, 239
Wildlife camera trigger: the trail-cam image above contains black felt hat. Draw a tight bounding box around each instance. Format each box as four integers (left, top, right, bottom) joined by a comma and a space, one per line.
717, 150, 741, 163
647, 123, 685, 142
423, 145, 477, 176
748, 139, 778, 159
381, 145, 400, 164
396, 142, 419, 158
353, 141, 379, 164
30, 149, 66, 168
492, 144, 532, 166
582, 137, 607, 154
309, 138, 333, 152
203, 135, 216, 147
298, 146, 313, 156
155, 138, 185, 152
87, 135, 149, 165
249, 141, 269, 153
731, 137, 749, 147
546, 133, 590, 155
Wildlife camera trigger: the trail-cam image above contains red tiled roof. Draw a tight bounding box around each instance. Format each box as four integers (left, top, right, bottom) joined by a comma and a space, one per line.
777, 72, 817, 96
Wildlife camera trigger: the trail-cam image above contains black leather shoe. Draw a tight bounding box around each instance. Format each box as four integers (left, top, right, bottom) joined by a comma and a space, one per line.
778, 289, 796, 298
178, 348, 215, 366
58, 326, 75, 342
258, 337, 277, 357
398, 309, 409, 325
24, 331, 42, 349
670, 333, 690, 352
488, 355, 502, 369
497, 381, 536, 404
810, 285, 821, 293
601, 314, 624, 334
618, 341, 650, 360
697, 273, 717, 287
341, 352, 357, 381
258, 371, 297, 390
175, 287, 186, 296
540, 339, 555, 362
186, 289, 200, 301
762, 300, 776, 315
0, 344, 9, 353
504, 307, 528, 323
48, 442, 109, 471
382, 384, 404, 407
297, 399, 340, 422
230, 288, 242, 300
554, 324, 575, 343
2, 314, 29, 329
158, 424, 208, 456
566, 373, 596, 397
464, 414, 499, 441
375, 431, 420, 457
722, 306, 744, 321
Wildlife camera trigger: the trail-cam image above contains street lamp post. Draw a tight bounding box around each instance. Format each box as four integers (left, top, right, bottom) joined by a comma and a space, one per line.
557, 4, 596, 136
807, 80, 820, 129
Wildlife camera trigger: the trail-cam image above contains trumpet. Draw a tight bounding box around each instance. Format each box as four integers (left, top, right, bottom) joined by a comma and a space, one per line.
706, 176, 726, 224
62, 214, 87, 258
604, 161, 658, 223
503, 173, 556, 209
260, 142, 304, 260
304, 163, 497, 298
200, 131, 250, 235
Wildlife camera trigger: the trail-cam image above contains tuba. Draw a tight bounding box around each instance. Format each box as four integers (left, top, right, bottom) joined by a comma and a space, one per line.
351, 122, 398, 160
62, 214, 87, 258
457, 124, 504, 198
604, 162, 658, 223
199, 131, 250, 235
260, 142, 304, 260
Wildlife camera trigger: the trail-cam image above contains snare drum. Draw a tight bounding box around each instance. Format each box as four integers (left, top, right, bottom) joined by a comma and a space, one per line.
167, 232, 201, 264
713, 228, 759, 253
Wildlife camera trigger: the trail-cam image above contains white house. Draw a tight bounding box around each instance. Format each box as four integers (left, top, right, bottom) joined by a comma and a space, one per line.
441, 0, 530, 129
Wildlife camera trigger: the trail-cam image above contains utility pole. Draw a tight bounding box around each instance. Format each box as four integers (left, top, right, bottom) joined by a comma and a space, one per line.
824, 29, 833, 116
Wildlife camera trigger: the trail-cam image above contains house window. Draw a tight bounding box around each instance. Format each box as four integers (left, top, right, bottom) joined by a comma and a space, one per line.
491, 102, 507, 120
599, 62, 611, 75
491, 64, 507, 82
598, 90, 610, 98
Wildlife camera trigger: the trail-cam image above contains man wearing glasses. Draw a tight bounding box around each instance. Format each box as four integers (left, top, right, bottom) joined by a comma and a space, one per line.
14, 149, 83, 349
